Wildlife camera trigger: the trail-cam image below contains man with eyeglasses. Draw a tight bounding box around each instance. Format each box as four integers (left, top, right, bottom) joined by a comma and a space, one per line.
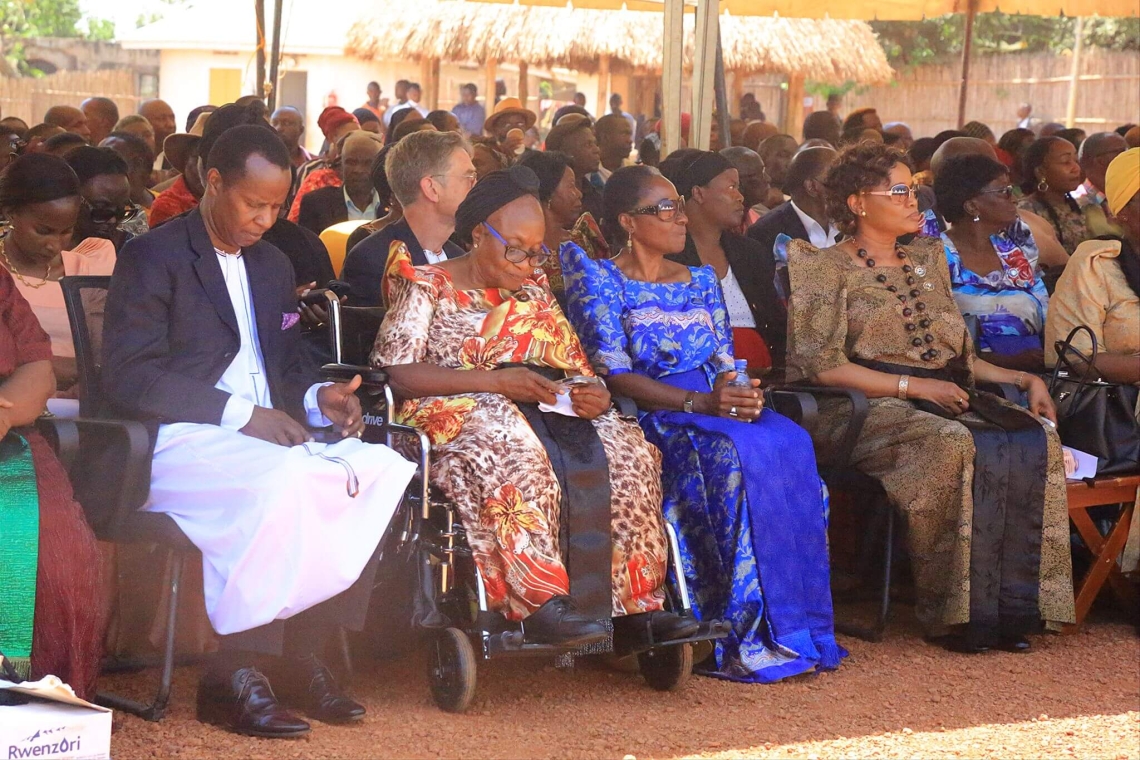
342, 130, 475, 306
66, 145, 141, 252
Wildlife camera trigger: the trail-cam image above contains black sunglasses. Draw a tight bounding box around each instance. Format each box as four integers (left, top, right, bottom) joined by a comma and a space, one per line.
628, 196, 686, 222
84, 199, 140, 225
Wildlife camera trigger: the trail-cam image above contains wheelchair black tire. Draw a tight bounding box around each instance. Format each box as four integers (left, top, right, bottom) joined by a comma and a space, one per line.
428, 628, 477, 713
637, 642, 693, 692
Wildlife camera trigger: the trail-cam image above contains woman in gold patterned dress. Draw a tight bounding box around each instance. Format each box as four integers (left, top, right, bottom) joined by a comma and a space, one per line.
786, 143, 1074, 653
371, 166, 698, 648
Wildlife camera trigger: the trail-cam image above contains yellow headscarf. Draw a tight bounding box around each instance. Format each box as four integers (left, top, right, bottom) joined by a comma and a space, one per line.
1105, 147, 1139, 216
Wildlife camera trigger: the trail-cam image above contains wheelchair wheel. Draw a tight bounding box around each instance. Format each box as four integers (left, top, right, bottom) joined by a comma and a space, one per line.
428, 627, 477, 713
638, 642, 693, 692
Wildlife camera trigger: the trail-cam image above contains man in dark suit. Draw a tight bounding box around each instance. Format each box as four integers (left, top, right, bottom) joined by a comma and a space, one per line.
296, 131, 383, 236
747, 145, 839, 301
342, 130, 473, 306
103, 124, 415, 738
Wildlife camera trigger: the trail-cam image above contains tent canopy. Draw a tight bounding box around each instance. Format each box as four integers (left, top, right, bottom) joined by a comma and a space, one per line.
460, 0, 1138, 19
347, 0, 892, 84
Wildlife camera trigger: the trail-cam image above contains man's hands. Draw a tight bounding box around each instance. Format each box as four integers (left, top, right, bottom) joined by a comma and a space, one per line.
239, 376, 365, 445
317, 375, 365, 438
240, 406, 310, 446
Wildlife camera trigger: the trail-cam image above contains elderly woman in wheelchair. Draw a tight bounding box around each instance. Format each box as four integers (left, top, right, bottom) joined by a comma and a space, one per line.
369, 167, 706, 665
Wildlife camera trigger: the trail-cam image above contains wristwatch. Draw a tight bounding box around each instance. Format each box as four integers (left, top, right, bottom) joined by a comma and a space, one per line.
683, 392, 696, 414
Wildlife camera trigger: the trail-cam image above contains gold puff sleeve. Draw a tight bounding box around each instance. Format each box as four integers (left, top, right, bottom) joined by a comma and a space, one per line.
785, 239, 850, 383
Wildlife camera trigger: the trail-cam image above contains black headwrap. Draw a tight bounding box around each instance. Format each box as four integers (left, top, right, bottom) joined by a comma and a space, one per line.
454, 165, 541, 243
517, 150, 571, 203
659, 148, 734, 199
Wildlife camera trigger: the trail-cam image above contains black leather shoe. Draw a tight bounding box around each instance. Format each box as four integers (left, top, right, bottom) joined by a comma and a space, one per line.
284, 655, 366, 724
996, 636, 1031, 653
196, 667, 310, 738
929, 634, 990, 654
615, 610, 701, 644
523, 596, 609, 647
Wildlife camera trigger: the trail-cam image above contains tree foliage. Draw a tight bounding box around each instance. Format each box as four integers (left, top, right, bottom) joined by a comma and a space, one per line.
872, 12, 1140, 68
1, 0, 115, 74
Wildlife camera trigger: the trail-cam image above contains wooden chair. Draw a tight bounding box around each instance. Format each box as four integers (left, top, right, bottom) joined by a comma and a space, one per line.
1064, 474, 1140, 630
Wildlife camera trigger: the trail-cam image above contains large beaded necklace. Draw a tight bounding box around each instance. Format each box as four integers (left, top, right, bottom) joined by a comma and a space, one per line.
856, 244, 941, 362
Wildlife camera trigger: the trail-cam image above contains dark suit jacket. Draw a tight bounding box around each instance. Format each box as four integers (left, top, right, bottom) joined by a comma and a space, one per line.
103, 208, 318, 449
341, 217, 465, 306
746, 200, 808, 262
297, 185, 379, 237
746, 200, 810, 304
667, 231, 788, 367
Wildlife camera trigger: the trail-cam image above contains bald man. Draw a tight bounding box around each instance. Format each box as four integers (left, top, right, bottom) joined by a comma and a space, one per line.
1074, 131, 1128, 237
43, 105, 91, 143
81, 97, 119, 145
297, 131, 384, 235
926, 136, 1068, 269
748, 145, 839, 300
139, 99, 177, 170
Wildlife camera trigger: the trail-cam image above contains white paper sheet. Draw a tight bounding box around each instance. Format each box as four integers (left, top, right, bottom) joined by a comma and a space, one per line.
538, 391, 580, 418
1062, 446, 1098, 481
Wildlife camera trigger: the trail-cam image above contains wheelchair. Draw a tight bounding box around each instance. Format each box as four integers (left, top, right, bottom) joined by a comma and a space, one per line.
309, 290, 731, 713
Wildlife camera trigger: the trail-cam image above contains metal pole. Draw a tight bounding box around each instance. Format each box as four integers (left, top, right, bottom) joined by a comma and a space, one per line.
1065, 16, 1084, 128
662, 0, 684, 157
254, 0, 266, 99
956, 0, 977, 129
714, 28, 730, 147
266, 0, 283, 109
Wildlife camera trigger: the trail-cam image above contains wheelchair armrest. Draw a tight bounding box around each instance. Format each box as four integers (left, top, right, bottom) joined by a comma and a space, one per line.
978, 381, 1021, 404
36, 416, 151, 539
766, 389, 818, 429
788, 386, 870, 470
321, 363, 388, 386
612, 395, 639, 418
384, 421, 433, 521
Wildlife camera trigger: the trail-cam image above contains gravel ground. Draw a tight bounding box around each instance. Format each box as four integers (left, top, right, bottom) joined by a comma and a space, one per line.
105, 614, 1139, 760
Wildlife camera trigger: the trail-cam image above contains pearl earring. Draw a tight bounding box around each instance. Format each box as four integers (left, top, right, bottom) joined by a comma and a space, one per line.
860, 210, 867, 217
973, 214, 981, 222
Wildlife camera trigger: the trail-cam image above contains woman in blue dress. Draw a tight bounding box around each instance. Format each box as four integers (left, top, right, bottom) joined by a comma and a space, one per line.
561, 165, 843, 683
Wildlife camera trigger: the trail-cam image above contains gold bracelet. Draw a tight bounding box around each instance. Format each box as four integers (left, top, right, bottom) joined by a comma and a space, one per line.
1013, 371, 1026, 391
898, 374, 910, 400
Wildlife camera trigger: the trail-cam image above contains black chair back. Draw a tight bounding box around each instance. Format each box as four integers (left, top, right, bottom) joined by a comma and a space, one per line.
59, 275, 112, 418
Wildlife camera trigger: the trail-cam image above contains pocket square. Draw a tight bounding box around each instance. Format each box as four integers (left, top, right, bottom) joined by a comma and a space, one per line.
282, 312, 300, 330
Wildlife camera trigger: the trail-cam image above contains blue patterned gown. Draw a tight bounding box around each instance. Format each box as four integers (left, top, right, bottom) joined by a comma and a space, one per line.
561, 242, 844, 683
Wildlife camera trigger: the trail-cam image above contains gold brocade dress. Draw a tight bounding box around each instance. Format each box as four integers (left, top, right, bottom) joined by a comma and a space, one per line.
786, 236, 1074, 635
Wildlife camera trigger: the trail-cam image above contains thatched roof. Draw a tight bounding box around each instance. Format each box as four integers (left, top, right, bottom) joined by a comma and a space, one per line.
346, 1, 893, 85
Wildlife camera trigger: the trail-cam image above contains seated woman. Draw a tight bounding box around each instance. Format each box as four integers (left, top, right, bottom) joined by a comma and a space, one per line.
516, 150, 583, 300
371, 166, 696, 646
0, 266, 105, 697
67, 145, 140, 253
0, 153, 115, 397
561, 165, 843, 683
786, 142, 1074, 653
1017, 136, 1090, 255
1046, 148, 1140, 384
934, 154, 1050, 371
659, 149, 785, 373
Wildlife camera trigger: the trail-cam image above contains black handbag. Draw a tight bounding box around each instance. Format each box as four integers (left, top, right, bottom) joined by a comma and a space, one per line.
1048, 325, 1140, 476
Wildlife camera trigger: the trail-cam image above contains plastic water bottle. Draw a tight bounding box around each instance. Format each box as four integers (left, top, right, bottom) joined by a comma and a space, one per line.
727, 359, 751, 388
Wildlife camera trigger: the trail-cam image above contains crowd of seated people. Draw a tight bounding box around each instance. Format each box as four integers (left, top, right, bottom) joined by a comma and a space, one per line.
5, 88, 1140, 740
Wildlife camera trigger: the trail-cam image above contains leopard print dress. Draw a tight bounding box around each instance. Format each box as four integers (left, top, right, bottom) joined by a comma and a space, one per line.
371, 245, 667, 621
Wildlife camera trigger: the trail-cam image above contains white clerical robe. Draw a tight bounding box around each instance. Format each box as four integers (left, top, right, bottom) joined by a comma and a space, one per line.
143, 250, 417, 635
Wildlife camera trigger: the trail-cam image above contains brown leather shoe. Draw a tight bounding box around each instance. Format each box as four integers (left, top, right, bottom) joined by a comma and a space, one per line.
196, 667, 310, 738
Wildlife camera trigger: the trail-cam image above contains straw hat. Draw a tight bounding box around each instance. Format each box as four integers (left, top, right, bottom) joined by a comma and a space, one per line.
163, 111, 210, 175
484, 98, 537, 134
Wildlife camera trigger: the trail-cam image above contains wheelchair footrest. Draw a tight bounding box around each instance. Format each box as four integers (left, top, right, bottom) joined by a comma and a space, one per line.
611, 618, 731, 657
